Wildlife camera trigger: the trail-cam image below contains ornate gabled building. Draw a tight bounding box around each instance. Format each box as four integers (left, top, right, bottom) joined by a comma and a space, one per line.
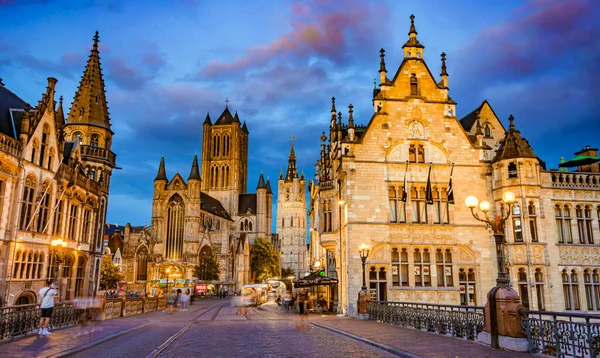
0, 31, 116, 306
115, 106, 273, 295
308, 15, 600, 316
277, 139, 308, 277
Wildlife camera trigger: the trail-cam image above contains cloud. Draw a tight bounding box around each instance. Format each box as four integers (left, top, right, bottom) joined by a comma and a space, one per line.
188, 0, 388, 81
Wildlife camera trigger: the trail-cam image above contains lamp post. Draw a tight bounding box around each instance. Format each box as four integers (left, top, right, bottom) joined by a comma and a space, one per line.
50, 238, 68, 301
357, 243, 370, 317
465, 191, 522, 349
336, 198, 344, 317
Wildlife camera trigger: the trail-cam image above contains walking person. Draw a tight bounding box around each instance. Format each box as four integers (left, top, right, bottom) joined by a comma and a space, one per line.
296, 288, 309, 329
180, 289, 190, 311
38, 280, 57, 335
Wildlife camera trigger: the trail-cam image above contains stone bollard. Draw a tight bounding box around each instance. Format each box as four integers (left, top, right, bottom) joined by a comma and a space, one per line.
93, 291, 107, 321
357, 288, 370, 320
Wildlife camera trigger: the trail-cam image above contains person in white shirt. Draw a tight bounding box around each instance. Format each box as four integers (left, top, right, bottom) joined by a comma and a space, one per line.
38, 279, 57, 335
180, 289, 190, 311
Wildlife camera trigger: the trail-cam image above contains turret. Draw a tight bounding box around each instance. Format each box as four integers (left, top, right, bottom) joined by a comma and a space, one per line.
45, 77, 58, 114
155, 156, 168, 182
285, 138, 299, 182
188, 153, 201, 181
379, 48, 387, 85
347, 104, 355, 142
440, 52, 448, 88
20, 104, 31, 143
475, 112, 484, 148
402, 14, 424, 59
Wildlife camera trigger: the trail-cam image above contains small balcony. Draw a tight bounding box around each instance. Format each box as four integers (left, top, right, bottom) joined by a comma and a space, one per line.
80, 145, 117, 167
0, 134, 22, 157
550, 171, 600, 189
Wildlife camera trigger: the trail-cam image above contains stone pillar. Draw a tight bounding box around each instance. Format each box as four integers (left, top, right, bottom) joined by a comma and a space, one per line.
479, 286, 528, 352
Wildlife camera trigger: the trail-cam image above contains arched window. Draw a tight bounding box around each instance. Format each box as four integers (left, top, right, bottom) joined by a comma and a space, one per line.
223, 134, 230, 156
414, 248, 431, 287
534, 268, 545, 310
36, 183, 51, 234
74, 256, 86, 298
517, 268, 530, 309
48, 148, 55, 171
198, 246, 214, 281
584, 269, 600, 311
19, 176, 36, 231
389, 186, 406, 223
562, 269, 581, 310
484, 124, 491, 137
90, 134, 99, 147
528, 202, 538, 242
368, 267, 387, 301
512, 204, 523, 242
576, 206, 594, 244
433, 187, 449, 224
508, 162, 518, 178
411, 187, 427, 223
73, 132, 83, 145
30, 139, 38, 164
136, 248, 148, 281
67, 204, 79, 241
555, 205, 573, 244
459, 268, 477, 305
410, 74, 418, 96
408, 144, 425, 164
166, 194, 185, 260
436, 249, 453, 287
62, 255, 74, 301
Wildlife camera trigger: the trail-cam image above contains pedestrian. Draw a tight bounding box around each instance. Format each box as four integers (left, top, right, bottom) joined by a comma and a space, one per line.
173, 289, 182, 312
296, 288, 309, 329
38, 279, 57, 335
180, 289, 190, 311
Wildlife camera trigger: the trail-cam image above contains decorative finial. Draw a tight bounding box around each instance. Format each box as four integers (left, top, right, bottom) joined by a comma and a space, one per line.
225, 97, 229, 108
291, 135, 294, 142
321, 131, 326, 143
374, 78, 377, 89
379, 48, 387, 73
331, 96, 336, 114
93, 31, 99, 49
348, 104, 354, 127
0, 78, 4, 87
409, 14, 417, 35
509, 114, 515, 129
440, 52, 448, 77
59, 95, 63, 104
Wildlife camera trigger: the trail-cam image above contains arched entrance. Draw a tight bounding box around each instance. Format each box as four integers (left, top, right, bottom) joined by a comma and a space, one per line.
15, 291, 36, 305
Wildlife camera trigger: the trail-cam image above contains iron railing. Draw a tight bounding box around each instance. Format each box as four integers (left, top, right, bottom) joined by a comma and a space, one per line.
520, 310, 600, 357
123, 298, 143, 317
104, 298, 123, 320
0, 302, 82, 340
368, 301, 485, 341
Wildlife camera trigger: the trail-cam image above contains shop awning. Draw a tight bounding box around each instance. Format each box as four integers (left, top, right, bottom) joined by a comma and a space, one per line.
294, 271, 338, 288
559, 155, 600, 168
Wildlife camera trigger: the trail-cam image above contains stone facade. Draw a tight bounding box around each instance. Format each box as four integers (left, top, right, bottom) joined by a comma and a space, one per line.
114, 107, 273, 294
277, 140, 308, 277
0, 32, 116, 306
308, 15, 600, 316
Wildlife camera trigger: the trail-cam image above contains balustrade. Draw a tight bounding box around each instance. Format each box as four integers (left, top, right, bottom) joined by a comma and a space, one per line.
520, 310, 600, 358
104, 298, 123, 320
550, 172, 600, 189
367, 301, 485, 341
0, 302, 79, 340
0, 134, 22, 157
80, 145, 116, 164
123, 298, 144, 317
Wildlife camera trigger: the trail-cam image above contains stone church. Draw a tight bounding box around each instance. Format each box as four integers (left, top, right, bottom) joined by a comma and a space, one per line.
309, 15, 600, 316
0, 32, 116, 306
113, 106, 273, 295
277, 139, 308, 278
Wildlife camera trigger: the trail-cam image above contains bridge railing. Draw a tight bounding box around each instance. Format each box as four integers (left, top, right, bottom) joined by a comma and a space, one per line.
519, 309, 600, 358
367, 301, 485, 341
0, 302, 82, 340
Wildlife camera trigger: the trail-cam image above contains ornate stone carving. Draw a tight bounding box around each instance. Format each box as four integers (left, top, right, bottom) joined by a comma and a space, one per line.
370, 245, 386, 261
513, 246, 527, 263
532, 246, 544, 263
459, 247, 475, 263
408, 121, 425, 139
388, 144, 405, 162
428, 145, 446, 164
559, 246, 600, 265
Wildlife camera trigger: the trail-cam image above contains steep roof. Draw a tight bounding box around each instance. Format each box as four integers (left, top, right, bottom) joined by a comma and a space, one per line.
238, 193, 257, 215
188, 154, 200, 180
214, 107, 235, 126
266, 179, 272, 194
459, 102, 486, 131
492, 115, 539, 163
0, 84, 29, 139
155, 156, 168, 181
200, 192, 232, 221
257, 173, 266, 189
65, 31, 112, 133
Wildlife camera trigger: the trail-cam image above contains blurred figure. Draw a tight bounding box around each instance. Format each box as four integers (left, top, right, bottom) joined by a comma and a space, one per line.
181, 289, 190, 311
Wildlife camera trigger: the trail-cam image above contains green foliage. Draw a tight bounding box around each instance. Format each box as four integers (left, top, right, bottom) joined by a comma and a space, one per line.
250, 237, 280, 282
193, 248, 220, 281
281, 267, 295, 278
99, 255, 124, 291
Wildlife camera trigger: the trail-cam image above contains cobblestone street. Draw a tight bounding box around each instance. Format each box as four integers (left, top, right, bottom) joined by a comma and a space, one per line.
0, 298, 535, 357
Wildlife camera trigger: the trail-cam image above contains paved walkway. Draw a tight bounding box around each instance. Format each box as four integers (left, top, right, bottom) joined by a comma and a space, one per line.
0, 299, 538, 357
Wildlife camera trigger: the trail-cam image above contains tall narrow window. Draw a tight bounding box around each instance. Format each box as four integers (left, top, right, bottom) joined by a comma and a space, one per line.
517, 268, 530, 309
528, 202, 538, 242
508, 162, 518, 178
48, 149, 54, 171
414, 248, 431, 287
409, 144, 416, 163
417, 145, 425, 163
584, 206, 594, 244
400, 249, 409, 286
90, 134, 99, 147
410, 74, 418, 96
136, 248, 148, 281
53, 200, 64, 236
459, 268, 477, 305
484, 125, 491, 137
411, 187, 427, 223
0, 180, 4, 227
166, 194, 185, 260
19, 177, 36, 231
31, 140, 38, 164
433, 188, 449, 224
39, 126, 49, 167
81, 210, 90, 244
368, 267, 387, 301
563, 269, 581, 310
323, 200, 332, 232
535, 268, 545, 310
389, 186, 406, 223
391, 248, 400, 286
513, 204, 523, 242
36, 189, 50, 234
74, 256, 85, 298
67, 204, 78, 241
584, 269, 600, 311
436, 249, 453, 287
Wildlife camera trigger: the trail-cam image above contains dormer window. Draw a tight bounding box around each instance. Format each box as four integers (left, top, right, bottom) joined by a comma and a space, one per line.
508, 162, 518, 178
484, 125, 491, 137
410, 74, 418, 96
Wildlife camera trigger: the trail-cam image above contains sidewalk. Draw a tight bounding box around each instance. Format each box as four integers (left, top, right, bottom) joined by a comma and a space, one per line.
261, 302, 534, 358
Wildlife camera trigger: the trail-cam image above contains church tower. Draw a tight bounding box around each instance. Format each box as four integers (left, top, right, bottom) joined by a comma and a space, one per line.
63, 31, 116, 256
277, 138, 308, 277
201, 103, 248, 215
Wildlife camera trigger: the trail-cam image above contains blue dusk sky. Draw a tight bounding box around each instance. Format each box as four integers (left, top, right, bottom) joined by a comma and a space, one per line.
1, 0, 599, 227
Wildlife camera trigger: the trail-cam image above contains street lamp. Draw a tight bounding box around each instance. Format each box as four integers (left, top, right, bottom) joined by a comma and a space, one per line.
465, 190, 519, 349
357, 243, 370, 317
50, 238, 68, 300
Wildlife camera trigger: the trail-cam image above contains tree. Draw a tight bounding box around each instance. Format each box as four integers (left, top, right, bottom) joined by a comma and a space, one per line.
99, 255, 124, 291
250, 237, 280, 282
281, 267, 295, 278
193, 247, 220, 281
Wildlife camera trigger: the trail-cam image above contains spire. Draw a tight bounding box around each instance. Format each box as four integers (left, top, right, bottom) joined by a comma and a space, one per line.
233, 111, 240, 123
266, 179, 273, 194
203, 112, 212, 125
155, 156, 167, 181
188, 154, 200, 180
257, 173, 266, 189
279, 167, 284, 180
402, 14, 424, 57
300, 169, 305, 180
241, 121, 248, 133
440, 52, 449, 88
337, 111, 342, 129
492, 115, 539, 163
379, 48, 387, 73
348, 104, 354, 128
331, 96, 336, 116
66, 31, 112, 131
56, 95, 65, 127
285, 137, 298, 181
475, 112, 483, 136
